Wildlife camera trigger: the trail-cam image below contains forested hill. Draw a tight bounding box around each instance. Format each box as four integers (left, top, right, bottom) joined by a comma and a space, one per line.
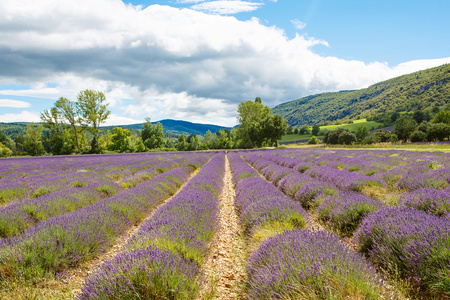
102, 119, 231, 136
0, 119, 231, 138
273, 64, 450, 126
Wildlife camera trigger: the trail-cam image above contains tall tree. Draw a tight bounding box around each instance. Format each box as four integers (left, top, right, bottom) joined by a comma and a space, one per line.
55, 97, 82, 153
110, 127, 132, 152
177, 134, 189, 151
395, 115, 417, 142
24, 123, 45, 156
432, 110, 450, 125
235, 98, 287, 148
77, 90, 111, 147
40, 107, 64, 154
141, 118, 165, 149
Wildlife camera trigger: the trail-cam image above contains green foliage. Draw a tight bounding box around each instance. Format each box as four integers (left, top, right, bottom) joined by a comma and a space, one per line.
76, 89, 111, 141
338, 131, 357, 145
395, 116, 417, 142
235, 98, 288, 148
410, 130, 426, 142
432, 110, 450, 125
24, 123, 45, 156
109, 127, 134, 152
311, 124, 320, 136
355, 126, 369, 142
177, 134, 189, 151
141, 118, 165, 150
307, 136, 319, 144
323, 128, 355, 145
0, 142, 12, 158
426, 123, 450, 141
273, 64, 450, 126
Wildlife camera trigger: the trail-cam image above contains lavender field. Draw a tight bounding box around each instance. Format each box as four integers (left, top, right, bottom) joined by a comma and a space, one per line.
0, 149, 449, 299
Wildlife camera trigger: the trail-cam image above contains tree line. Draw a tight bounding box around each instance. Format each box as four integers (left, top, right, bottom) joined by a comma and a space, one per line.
321, 110, 450, 145
0, 95, 288, 157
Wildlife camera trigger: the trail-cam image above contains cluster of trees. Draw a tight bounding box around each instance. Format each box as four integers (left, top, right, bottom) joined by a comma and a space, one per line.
40, 90, 111, 155
286, 124, 321, 136
322, 110, 450, 145
396, 110, 450, 142
0, 96, 288, 157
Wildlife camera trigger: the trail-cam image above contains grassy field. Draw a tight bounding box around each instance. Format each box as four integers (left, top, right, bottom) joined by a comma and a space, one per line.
319, 119, 383, 132
281, 142, 450, 152
278, 134, 312, 142
279, 119, 383, 143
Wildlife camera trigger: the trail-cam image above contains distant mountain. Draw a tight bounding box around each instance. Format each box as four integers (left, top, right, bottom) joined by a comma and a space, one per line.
0, 119, 231, 138
273, 64, 450, 126
101, 119, 231, 136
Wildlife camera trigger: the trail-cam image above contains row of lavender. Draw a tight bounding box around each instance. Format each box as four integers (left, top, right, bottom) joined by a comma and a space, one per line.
259, 148, 450, 192
227, 152, 385, 299
0, 155, 190, 238
0, 152, 213, 290
79, 153, 226, 299
0, 152, 181, 206
240, 149, 450, 297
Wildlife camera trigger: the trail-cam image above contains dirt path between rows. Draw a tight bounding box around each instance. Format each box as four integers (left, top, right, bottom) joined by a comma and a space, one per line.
64, 170, 199, 299
198, 154, 247, 300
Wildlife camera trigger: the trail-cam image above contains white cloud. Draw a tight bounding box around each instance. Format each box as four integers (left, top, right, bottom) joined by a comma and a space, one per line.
190, 1, 264, 15
0, 111, 40, 122
103, 114, 143, 126
0, 99, 31, 108
0, 0, 449, 127
291, 19, 306, 30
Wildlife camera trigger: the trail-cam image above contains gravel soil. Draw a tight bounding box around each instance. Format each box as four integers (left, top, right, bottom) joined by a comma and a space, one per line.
198, 154, 247, 300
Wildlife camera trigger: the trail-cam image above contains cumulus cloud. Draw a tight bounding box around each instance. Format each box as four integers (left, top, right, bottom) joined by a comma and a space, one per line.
0, 0, 449, 126
0, 99, 31, 108
291, 19, 306, 30
190, 1, 264, 15
0, 111, 40, 122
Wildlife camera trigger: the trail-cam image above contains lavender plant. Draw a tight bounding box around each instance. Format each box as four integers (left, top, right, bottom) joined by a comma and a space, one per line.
354, 206, 450, 296
399, 188, 450, 216
317, 191, 383, 236
247, 229, 383, 299
0, 154, 207, 285
78, 153, 225, 299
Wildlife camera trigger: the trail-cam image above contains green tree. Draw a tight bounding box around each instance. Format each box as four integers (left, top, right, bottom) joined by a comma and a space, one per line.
372, 130, 392, 143
338, 131, 356, 145
24, 123, 45, 156
299, 126, 310, 134
141, 118, 165, 149
77, 90, 110, 153
135, 140, 146, 152
187, 134, 202, 151
110, 127, 132, 152
410, 130, 426, 142
311, 124, 320, 136
355, 126, 369, 143
203, 130, 213, 149
55, 97, 82, 153
307, 136, 319, 144
215, 129, 232, 149
0, 142, 12, 157
40, 107, 65, 154
177, 134, 189, 151
395, 116, 417, 142
426, 123, 450, 141
432, 110, 450, 125
235, 98, 287, 148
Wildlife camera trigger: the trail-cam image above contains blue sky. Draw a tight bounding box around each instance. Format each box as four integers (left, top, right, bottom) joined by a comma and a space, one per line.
1, 0, 449, 126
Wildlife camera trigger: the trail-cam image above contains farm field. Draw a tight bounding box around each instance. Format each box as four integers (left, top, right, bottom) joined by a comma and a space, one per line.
0, 149, 449, 299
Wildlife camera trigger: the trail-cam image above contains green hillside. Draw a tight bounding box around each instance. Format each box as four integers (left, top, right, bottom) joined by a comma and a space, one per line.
273, 64, 450, 126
